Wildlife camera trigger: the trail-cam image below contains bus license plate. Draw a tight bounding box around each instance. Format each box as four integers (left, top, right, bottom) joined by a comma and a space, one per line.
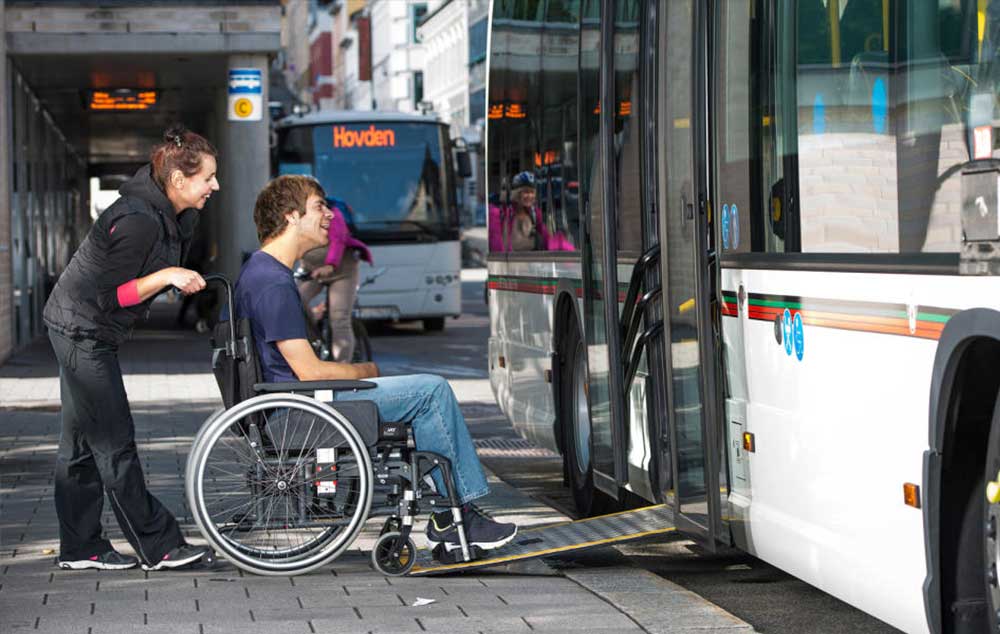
354, 306, 400, 320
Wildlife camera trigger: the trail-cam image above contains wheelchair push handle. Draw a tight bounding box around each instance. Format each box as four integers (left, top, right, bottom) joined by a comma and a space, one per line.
200, 274, 236, 350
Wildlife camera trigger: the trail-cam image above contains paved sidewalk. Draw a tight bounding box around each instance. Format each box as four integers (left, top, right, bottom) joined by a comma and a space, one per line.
0, 309, 753, 633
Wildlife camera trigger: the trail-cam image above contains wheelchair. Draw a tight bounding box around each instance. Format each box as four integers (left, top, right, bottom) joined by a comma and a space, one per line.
185, 276, 474, 576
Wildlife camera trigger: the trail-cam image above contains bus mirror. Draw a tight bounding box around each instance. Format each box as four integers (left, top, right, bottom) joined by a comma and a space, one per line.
455, 151, 472, 178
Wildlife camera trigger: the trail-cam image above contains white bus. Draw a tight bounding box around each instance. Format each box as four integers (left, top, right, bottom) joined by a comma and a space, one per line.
487, 1, 1000, 632
275, 111, 466, 331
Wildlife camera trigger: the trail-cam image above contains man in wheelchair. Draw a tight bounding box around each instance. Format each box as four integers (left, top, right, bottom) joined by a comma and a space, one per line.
231, 175, 517, 562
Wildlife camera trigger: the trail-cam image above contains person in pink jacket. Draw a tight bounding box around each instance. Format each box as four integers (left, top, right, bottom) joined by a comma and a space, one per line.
297, 197, 372, 362
489, 171, 574, 253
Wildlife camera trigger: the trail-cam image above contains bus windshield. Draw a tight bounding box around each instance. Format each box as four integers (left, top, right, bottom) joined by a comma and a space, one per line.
277, 122, 457, 241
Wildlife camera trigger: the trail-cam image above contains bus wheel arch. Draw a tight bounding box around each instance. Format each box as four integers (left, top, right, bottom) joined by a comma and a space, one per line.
553, 287, 614, 516
925, 309, 1000, 634
554, 289, 593, 514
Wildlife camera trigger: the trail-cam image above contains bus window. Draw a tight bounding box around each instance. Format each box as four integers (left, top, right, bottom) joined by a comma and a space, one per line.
733, 0, 988, 256
614, 0, 643, 256
486, 0, 555, 253
486, 0, 512, 247
537, 0, 580, 252
712, 0, 752, 254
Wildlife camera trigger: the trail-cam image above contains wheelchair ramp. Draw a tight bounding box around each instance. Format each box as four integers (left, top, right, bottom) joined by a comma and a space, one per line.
409, 504, 676, 576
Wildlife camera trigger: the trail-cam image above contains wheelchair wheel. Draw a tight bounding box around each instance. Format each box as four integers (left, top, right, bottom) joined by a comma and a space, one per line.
371, 531, 416, 576
186, 393, 373, 576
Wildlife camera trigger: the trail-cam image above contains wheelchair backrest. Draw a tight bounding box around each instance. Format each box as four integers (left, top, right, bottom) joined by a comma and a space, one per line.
210, 317, 262, 408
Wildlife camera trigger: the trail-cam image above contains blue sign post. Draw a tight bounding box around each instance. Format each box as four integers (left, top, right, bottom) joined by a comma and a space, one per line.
228, 68, 263, 122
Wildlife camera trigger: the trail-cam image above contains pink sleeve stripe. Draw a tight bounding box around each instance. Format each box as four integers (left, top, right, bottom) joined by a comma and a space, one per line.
116, 280, 141, 308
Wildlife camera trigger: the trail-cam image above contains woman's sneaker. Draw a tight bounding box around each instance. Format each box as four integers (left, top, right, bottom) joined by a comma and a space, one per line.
56, 550, 138, 570
426, 505, 517, 552
141, 545, 210, 571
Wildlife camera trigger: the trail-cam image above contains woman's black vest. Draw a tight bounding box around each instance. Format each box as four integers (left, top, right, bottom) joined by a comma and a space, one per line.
43, 165, 198, 344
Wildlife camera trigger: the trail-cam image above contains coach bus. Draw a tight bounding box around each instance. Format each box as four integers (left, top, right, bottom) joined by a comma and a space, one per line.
487, 1, 1000, 632
275, 111, 465, 331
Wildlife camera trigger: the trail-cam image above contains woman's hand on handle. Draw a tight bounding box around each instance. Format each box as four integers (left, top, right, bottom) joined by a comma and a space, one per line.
161, 267, 207, 295
132, 267, 205, 303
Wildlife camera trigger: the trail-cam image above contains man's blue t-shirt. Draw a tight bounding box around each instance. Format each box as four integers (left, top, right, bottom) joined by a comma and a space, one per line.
234, 251, 308, 383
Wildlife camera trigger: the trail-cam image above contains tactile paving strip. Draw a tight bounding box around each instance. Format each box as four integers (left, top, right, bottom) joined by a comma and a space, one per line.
410, 504, 676, 575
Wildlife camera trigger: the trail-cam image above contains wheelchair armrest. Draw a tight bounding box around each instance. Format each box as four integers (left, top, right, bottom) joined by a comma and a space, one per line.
253, 380, 377, 394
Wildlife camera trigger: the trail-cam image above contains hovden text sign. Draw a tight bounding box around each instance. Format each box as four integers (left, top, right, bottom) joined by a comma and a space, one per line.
333, 125, 396, 148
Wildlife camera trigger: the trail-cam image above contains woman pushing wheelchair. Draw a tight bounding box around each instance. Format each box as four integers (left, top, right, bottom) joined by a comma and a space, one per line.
230, 175, 517, 563
43, 125, 216, 571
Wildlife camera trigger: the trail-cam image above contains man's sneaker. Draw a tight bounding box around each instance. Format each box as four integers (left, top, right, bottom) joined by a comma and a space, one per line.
426, 505, 517, 552
141, 544, 209, 571
56, 550, 137, 571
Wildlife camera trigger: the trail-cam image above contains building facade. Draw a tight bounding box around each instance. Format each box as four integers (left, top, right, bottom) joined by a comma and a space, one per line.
330, 0, 372, 110
368, 0, 427, 113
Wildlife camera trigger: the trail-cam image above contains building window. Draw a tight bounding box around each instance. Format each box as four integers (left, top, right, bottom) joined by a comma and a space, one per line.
469, 18, 487, 65
469, 89, 485, 125
411, 3, 428, 43
413, 71, 424, 109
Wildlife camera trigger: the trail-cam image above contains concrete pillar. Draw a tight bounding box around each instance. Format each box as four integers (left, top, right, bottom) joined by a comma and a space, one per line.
0, 0, 12, 364
215, 53, 270, 282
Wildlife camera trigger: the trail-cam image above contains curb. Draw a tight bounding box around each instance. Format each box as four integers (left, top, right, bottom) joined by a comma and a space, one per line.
565, 566, 757, 633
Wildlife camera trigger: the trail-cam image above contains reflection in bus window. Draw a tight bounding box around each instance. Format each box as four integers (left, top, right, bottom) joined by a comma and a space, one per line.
614, 0, 643, 256
486, 0, 579, 253
721, 0, 994, 255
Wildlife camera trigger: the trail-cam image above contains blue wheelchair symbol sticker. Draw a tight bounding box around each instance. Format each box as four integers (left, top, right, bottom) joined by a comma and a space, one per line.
782, 308, 793, 356
731, 205, 740, 249
721, 204, 730, 250
793, 312, 804, 361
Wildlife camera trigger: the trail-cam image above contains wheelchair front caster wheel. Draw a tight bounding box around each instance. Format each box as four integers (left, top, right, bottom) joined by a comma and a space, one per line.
380, 517, 402, 537
372, 531, 416, 576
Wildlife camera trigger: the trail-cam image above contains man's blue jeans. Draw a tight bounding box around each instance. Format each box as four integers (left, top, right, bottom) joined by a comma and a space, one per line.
332, 374, 489, 505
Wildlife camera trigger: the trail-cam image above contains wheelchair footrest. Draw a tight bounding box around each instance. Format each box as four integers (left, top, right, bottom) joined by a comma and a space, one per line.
430, 543, 486, 565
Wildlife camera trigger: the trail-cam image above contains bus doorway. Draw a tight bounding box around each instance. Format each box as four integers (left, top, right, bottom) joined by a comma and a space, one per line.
654, 0, 725, 545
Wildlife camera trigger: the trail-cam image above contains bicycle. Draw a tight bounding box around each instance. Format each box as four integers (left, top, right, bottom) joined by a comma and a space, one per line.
294, 264, 387, 364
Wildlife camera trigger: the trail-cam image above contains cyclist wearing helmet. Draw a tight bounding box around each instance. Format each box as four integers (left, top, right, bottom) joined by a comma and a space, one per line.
297, 196, 372, 362
489, 171, 574, 252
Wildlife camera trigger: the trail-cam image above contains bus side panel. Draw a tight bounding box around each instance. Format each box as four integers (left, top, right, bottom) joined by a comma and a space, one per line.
726, 268, 1000, 634
488, 258, 582, 453
720, 269, 751, 538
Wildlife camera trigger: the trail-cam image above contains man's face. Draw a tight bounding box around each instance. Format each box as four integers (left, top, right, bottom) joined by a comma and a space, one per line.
295, 193, 333, 251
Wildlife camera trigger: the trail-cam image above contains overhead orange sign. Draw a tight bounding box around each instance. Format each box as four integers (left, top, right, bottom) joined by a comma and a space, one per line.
89, 90, 157, 111
333, 125, 396, 148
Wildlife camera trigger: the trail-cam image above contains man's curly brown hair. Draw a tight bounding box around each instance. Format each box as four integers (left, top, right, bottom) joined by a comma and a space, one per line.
253, 175, 326, 244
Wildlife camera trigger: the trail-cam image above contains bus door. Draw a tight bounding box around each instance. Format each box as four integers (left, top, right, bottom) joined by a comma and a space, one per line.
654, 0, 725, 544
579, 0, 625, 495
580, 0, 674, 505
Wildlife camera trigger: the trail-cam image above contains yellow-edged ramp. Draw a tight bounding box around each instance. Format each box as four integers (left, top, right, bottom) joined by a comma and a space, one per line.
409, 504, 676, 576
